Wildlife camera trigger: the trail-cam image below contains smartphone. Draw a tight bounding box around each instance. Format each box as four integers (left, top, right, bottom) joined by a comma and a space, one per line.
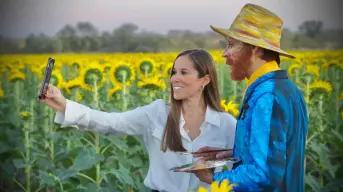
37, 57, 55, 100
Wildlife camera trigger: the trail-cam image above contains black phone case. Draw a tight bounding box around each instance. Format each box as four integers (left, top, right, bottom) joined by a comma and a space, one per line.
37, 57, 55, 99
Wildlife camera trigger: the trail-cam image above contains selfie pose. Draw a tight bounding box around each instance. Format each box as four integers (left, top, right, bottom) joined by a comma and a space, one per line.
191, 3, 309, 192
39, 49, 237, 192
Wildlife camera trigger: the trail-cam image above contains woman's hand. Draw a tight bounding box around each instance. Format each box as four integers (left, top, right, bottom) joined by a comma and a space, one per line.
38, 84, 67, 112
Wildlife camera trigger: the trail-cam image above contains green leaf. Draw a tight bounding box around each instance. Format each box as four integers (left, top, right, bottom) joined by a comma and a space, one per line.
109, 165, 134, 186
305, 173, 321, 192
12, 159, 30, 169
127, 156, 143, 168
0, 141, 11, 154
76, 183, 97, 192
105, 136, 129, 150
71, 147, 104, 171
39, 170, 55, 187
332, 130, 343, 142
55, 168, 77, 182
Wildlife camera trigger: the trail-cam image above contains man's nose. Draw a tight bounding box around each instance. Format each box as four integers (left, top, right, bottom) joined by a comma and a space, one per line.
222, 47, 229, 57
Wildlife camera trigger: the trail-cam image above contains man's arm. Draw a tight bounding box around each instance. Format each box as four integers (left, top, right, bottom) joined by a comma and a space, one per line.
213, 93, 287, 191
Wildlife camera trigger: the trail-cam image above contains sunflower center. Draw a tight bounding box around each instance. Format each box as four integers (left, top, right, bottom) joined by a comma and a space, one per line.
115, 66, 131, 83
85, 69, 103, 85
140, 61, 153, 75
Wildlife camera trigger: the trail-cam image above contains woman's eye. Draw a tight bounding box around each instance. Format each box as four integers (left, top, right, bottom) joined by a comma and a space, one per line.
181, 71, 188, 75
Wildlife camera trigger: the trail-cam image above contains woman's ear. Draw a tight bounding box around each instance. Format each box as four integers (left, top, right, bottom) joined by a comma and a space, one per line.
203, 74, 211, 87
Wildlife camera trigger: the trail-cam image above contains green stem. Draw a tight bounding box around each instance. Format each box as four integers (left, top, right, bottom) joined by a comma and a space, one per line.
93, 80, 101, 188
57, 179, 64, 192
81, 137, 95, 147
318, 94, 324, 133
13, 178, 27, 192
101, 143, 113, 154
48, 107, 55, 166
306, 132, 318, 146
14, 81, 21, 114
77, 173, 96, 183
144, 65, 149, 78
120, 71, 128, 111
335, 73, 340, 130
305, 78, 311, 118
24, 128, 31, 192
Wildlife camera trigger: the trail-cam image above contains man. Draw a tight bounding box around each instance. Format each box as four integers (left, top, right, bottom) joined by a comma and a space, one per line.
192, 3, 308, 192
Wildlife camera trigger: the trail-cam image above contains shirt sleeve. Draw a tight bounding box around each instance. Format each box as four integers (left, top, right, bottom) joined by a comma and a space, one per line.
213, 93, 287, 191
54, 99, 166, 136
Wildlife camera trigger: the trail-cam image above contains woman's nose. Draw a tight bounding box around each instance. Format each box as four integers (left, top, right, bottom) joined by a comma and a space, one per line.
170, 73, 180, 83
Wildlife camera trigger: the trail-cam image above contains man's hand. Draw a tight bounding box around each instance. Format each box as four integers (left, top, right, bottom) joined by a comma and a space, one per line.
193, 146, 233, 161
185, 159, 215, 184
191, 168, 214, 184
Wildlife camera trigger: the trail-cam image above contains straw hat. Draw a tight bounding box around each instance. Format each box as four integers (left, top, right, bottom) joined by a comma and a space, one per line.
210, 3, 294, 58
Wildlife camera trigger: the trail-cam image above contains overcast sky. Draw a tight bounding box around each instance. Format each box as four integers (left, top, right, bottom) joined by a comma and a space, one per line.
0, 0, 342, 38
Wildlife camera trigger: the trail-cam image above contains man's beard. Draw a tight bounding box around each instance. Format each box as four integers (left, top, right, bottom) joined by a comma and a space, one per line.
229, 47, 253, 81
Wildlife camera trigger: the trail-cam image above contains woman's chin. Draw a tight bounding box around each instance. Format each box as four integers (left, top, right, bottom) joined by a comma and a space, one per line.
173, 94, 185, 101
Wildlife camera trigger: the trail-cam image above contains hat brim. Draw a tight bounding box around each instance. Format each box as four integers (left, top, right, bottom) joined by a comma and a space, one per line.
210, 25, 295, 59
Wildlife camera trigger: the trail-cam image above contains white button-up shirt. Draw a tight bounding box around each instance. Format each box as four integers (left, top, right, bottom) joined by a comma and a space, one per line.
54, 99, 237, 192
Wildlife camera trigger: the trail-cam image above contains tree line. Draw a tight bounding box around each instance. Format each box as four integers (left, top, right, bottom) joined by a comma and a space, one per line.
0, 20, 342, 54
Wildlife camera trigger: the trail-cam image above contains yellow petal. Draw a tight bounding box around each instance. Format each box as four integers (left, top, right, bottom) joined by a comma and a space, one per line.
198, 186, 209, 192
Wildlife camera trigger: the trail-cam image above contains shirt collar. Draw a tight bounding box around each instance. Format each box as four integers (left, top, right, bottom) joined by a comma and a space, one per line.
247, 60, 280, 88
180, 105, 221, 128
243, 60, 280, 97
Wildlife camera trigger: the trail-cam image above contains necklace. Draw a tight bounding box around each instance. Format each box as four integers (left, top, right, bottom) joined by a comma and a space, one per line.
185, 127, 190, 133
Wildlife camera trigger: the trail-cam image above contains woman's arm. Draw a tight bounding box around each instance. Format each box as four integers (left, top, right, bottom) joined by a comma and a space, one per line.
55, 99, 165, 136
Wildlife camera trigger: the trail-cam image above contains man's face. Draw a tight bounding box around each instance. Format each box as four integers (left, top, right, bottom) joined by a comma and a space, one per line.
222, 38, 253, 81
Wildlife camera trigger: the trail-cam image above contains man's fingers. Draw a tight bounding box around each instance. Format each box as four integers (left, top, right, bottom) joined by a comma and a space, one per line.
196, 146, 212, 153
216, 151, 233, 159
216, 152, 228, 159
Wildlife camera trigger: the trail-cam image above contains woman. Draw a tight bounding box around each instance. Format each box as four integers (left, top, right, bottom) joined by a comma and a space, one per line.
39, 49, 237, 192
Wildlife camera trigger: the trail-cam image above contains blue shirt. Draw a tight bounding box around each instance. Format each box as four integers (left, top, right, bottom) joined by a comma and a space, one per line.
213, 70, 308, 191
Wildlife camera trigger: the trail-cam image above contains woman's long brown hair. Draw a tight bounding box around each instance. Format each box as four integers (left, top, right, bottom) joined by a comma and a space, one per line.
161, 49, 224, 152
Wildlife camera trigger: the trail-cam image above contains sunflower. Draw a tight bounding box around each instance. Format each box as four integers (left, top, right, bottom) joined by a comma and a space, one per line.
64, 78, 83, 95
194, 179, 237, 192
109, 61, 136, 87
137, 77, 166, 91
304, 65, 320, 78
320, 59, 342, 70
221, 100, 239, 117
108, 85, 123, 99
163, 62, 174, 78
20, 111, 30, 120
29, 61, 44, 75
8, 69, 26, 82
50, 71, 65, 89
287, 63, 302, 77
309, 80, 333, 96
0, 85, 3, 99
101, 62, 113, 74
136, 58, 157, 79
79, 63, 105, 91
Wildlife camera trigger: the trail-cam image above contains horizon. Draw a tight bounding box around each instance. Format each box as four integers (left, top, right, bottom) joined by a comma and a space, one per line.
1, 0, 342, 38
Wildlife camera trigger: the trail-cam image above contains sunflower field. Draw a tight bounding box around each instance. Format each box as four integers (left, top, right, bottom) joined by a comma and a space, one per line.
0, 50, 342, 192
